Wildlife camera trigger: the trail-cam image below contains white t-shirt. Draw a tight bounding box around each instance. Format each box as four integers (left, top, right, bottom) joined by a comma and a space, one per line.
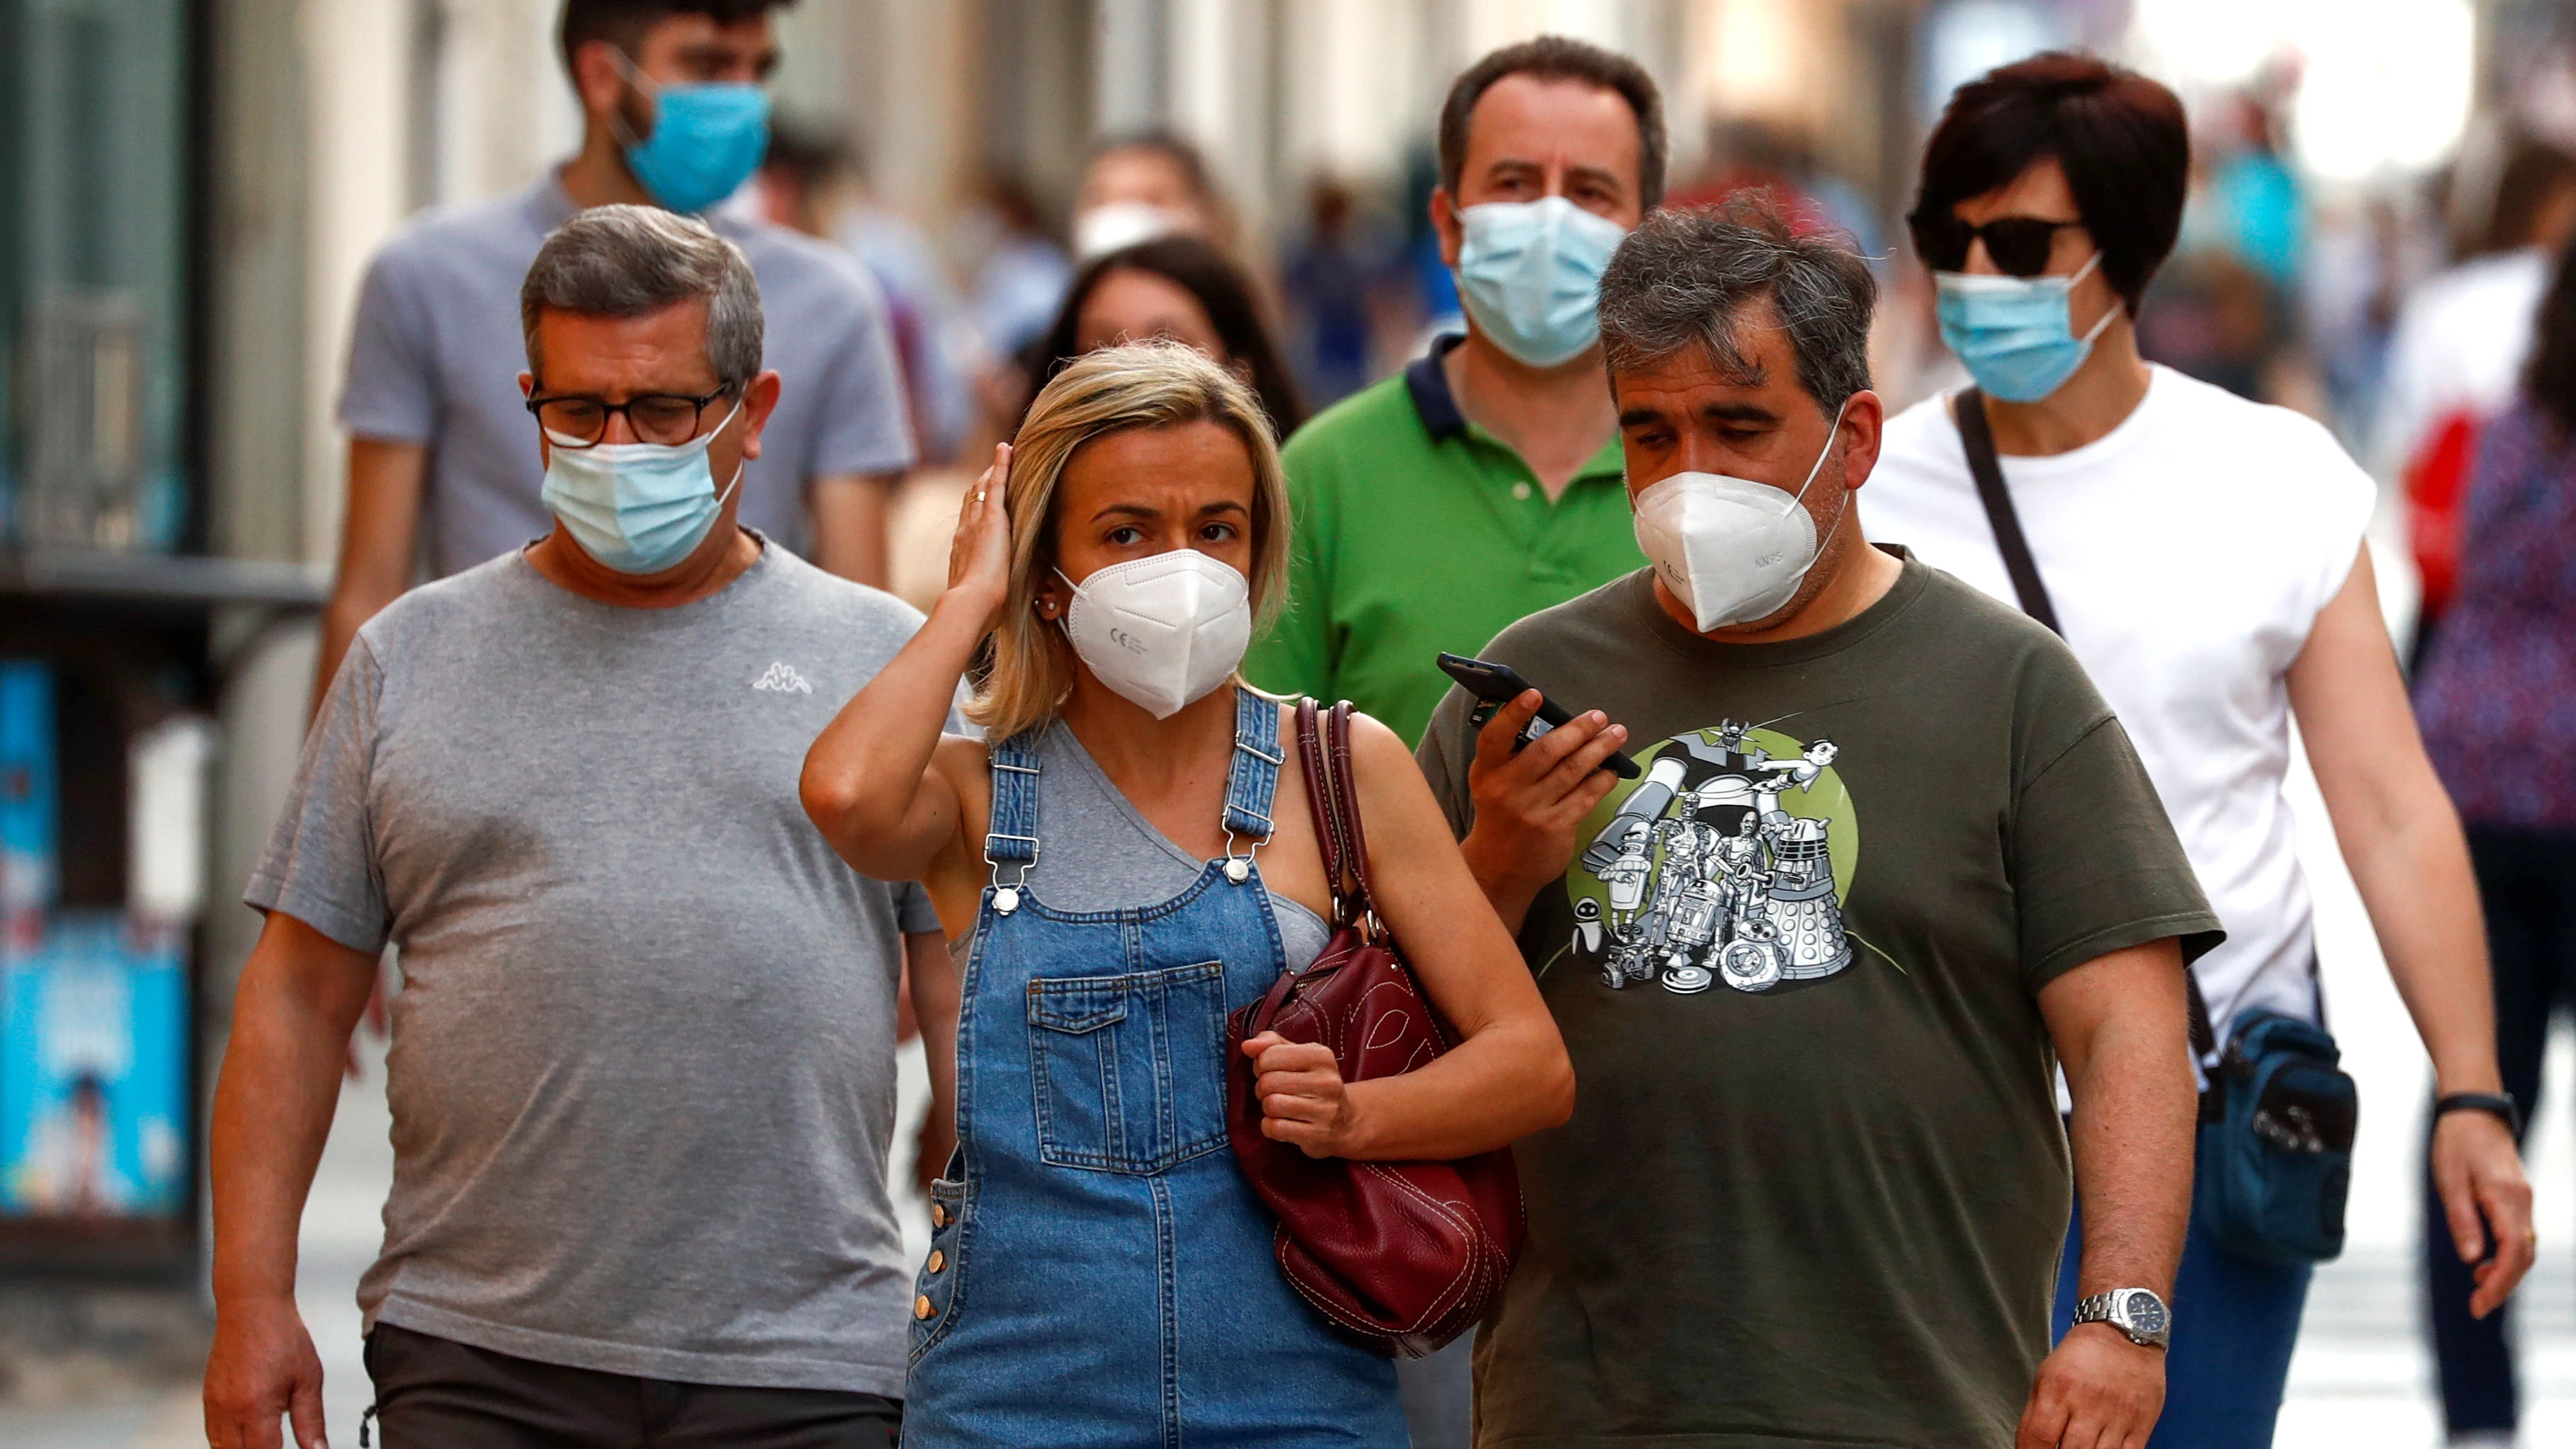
1860, 365, 2376, 1039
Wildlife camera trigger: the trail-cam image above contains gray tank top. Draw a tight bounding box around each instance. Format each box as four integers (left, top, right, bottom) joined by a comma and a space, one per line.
969, 719, 1331, 969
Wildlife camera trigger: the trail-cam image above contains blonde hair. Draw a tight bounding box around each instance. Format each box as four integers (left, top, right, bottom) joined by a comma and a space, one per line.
967, 341, 1293, 740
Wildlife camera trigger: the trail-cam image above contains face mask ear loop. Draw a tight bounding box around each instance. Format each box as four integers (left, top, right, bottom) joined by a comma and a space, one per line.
703, 399, 750, 513
2066, 252, 2118, 347
605, 50, 658, 149
1778, 395, 1856, 517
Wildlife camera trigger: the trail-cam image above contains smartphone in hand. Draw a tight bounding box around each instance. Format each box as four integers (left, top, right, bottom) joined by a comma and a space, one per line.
1436, 653, 1640, 779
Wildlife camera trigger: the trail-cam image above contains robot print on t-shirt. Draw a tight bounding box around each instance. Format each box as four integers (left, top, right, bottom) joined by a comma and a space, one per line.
1559, 721, 1857, 995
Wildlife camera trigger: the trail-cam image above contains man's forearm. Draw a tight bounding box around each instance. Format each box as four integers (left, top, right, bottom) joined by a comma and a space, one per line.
2064, 1020, 2194, 1297
208, 969, 365, 1304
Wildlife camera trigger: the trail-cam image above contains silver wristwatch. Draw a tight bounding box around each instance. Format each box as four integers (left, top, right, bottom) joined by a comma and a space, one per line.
2073, 1288, 2171, 1349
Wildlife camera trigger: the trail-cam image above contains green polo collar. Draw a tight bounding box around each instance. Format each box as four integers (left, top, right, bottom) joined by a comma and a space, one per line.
1404, 336, 1626, 486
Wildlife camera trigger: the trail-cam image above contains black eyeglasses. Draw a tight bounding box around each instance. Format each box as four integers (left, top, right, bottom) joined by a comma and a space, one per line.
526, 387, 734, 448
1906, 210, 2089, 277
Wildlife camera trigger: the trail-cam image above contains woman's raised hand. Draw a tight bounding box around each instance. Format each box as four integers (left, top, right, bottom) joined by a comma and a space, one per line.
948, 442, 1014, 624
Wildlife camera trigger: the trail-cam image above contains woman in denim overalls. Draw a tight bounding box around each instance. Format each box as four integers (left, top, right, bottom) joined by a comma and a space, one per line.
803, 344, 1576, 1447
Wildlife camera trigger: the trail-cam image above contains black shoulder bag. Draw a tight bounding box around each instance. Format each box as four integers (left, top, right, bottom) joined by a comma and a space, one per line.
1955, 388, 2354, 1264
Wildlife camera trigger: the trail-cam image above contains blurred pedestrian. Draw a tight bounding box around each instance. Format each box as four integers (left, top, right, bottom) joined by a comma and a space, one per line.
1281, 177, 1396, 408
760, 120, 974, 465
1070, 131, 1232, 261
1024, 234, 1305, 437
1418, 196, 2215, 1449
205, 209, 932, 1449
2378, 139, 2576, 652
801, 344, 1572, 1448
318, 0, 915, 717
1245, 35, 1659, 749
1666, 116, 1886, 260
1864, 53, 2534, 1449
966, 174, 1075, 365
2412, 224, 2576, 1449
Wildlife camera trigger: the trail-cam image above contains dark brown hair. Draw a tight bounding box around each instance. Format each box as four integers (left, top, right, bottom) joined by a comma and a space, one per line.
1912, 51, 2187, 315
2480, 137, 2576, 256
1438, 35, 1666, 210
2523, 228, 2576, 436
558, 0, 794, 74
1026, 235, 1305, 438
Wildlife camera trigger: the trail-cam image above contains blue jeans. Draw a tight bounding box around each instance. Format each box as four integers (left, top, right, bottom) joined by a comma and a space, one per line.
2055, 1149, 2314, 1449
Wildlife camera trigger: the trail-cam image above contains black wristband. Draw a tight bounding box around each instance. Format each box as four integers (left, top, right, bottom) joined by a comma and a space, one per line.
2433, 1091, 2522, 1137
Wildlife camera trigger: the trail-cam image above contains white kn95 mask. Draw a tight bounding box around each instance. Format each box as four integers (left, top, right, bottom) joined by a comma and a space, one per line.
1057, 549, 1252, 718
1630, 397, 1852, 634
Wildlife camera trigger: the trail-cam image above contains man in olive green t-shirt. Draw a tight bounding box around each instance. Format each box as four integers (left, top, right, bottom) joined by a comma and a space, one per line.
1246, 37, 1657, 743
1418, 202, 2219, 1449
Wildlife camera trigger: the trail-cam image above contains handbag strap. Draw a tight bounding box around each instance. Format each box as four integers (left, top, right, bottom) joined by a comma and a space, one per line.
1247, 701, 1365, 1039
1955, 387, 2216, 1063
1324, 702, 1387, 942
1295, 699, 1353, 928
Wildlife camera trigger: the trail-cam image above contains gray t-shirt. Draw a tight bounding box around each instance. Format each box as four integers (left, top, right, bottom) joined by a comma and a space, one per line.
340, 171, 915, 578
247, 539, 933, 1395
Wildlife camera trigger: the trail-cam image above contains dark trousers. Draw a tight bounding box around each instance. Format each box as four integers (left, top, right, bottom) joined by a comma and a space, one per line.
365, 1323, 902, 1449
2424, 827, 2576, 1435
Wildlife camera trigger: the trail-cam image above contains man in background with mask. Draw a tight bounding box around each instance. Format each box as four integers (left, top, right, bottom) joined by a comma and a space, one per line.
1245, 35, 1656, 747
319, 0, 914, 716
204, 208, 928, 1449
1416, 197, 2220, 1449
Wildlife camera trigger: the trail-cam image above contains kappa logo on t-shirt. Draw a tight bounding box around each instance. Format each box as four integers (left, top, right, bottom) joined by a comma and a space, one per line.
1561, 720, 1862, 997
752, 662, 813, 695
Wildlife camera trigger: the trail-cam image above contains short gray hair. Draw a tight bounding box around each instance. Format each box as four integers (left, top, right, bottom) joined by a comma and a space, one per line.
520, 204, 763, 390
1597, 193, 1876, 412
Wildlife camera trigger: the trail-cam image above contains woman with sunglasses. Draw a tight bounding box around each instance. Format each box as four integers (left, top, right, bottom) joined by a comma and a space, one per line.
1863, 52, 2534, 1449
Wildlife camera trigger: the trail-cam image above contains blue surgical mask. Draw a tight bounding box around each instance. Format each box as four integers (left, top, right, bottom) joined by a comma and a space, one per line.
614, 52, 769, 214
1933, 253, 2118, 403
1453, 196, 1628, 368
541, 401, 744, 574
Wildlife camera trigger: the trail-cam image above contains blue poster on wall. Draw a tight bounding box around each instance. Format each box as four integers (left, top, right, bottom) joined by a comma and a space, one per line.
0, 660, 57, 915
0, 913, 188, 1218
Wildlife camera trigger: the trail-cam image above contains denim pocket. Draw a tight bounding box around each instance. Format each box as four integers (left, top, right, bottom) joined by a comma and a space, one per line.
908, 1175, 968, 1365
1027, 959, 1230, 1174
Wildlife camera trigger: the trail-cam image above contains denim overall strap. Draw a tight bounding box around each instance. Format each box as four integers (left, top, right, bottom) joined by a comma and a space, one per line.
1220, 688, 1282, 879
984, 728, 1043, 910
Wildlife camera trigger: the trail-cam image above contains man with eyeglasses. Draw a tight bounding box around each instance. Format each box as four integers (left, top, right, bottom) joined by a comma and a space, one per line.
321, 0, 912, 717
203, 207, 927, 1449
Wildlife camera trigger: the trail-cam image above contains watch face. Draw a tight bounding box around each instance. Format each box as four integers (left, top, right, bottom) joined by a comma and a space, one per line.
2125, 1290, 2168, 1335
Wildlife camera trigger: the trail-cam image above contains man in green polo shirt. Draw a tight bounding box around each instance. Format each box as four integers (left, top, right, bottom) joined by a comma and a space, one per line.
1247, 35, 1661, 743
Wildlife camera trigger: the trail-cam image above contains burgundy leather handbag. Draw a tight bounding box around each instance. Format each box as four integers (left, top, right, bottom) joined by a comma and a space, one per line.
1224, 699, 1524, 1358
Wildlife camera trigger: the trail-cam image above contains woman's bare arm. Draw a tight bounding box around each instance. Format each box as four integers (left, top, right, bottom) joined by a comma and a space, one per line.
802, 449, 1010, 885
1244, 712, 1575, 1162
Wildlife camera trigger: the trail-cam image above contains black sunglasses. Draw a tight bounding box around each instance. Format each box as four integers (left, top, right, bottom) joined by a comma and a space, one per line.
1906, 210, 2088, 277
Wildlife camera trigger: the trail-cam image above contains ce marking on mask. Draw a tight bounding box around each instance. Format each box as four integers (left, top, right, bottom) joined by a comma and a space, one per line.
1560, 721, 1857, 996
